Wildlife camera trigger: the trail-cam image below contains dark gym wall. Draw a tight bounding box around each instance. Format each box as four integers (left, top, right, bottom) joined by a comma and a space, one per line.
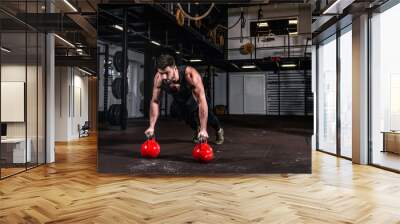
143, 43, 157, 118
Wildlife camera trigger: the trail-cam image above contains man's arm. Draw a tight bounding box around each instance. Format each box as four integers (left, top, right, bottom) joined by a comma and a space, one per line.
145, 74, 162, 136
186, 67, 208, 138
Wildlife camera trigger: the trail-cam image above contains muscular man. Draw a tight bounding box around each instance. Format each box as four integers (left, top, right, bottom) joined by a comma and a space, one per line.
144, 54, 224, 144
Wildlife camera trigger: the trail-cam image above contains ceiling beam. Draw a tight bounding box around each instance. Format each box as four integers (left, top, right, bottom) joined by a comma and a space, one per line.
55, 55, 96, 70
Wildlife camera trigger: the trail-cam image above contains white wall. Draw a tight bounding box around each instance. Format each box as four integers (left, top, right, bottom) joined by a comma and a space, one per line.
229, 72, 266, 115
73, 73, 89, 137
55, 67, 68, 141
55, 66, 89, 141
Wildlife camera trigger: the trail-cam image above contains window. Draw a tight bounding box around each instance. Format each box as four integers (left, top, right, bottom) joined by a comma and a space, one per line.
339, 26, 352, 158
370, 3, 400, 171
317, 35, 337, 154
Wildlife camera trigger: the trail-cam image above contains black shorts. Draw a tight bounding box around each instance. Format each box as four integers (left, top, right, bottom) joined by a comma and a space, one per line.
169, 95, 221, 131
170, 96, 198, 120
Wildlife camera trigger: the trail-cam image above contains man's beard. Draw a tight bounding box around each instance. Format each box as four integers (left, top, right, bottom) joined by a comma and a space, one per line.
163, 79, 178, 85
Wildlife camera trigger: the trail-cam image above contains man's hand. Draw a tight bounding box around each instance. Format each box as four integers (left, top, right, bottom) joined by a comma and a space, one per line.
147, 73, 161, 138
144, 127, 154, 138
197, 129, 209, 141
186, 66, 209, 139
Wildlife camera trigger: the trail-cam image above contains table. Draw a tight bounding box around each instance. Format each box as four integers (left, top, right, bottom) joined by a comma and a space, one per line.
382, 131, 400, 154
1, 138, 31, 163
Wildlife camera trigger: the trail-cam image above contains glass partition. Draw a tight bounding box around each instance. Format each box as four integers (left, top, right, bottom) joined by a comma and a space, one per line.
339, 26, 352, 158
1, 27, 28, 178
27, 30, 38, 169
0, 1, 46, 179
38, 31, 45, 165
317, 35, 337, 154
370, 3, 400, 171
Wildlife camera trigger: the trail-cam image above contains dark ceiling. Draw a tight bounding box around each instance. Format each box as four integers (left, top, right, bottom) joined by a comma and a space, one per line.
98, 3, 311, 72
98, 4, 227, 61
0, 1, 312, 73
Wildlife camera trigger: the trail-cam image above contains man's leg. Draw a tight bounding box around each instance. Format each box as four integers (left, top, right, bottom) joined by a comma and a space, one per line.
189, 96, 224, 144
207, 109, 222, 131
207, 108, 224, 144
183, 96, 224, 144
203, 96, 224, 144
182, 109, 201, 143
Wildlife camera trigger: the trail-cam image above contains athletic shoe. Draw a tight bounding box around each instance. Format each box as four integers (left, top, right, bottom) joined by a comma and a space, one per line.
216, 128, 224, 145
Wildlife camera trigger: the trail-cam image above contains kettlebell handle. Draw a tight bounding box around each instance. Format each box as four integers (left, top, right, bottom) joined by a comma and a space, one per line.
198, 136, 208, 143
145, 133, 155, 140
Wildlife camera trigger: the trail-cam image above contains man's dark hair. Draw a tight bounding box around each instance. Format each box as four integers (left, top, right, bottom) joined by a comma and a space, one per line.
156, 54, 175, 70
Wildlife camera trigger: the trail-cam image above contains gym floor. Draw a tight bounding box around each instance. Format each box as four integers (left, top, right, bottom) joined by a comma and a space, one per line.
98, 115, 312, 175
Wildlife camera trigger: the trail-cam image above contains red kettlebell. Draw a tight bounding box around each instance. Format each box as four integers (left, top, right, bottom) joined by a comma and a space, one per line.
192, 138, 213, 162
192, 144, 202, 160
141, 135, 160, 158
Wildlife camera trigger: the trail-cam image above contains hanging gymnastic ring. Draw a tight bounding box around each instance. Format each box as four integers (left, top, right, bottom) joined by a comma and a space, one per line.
177, 3, 215, 21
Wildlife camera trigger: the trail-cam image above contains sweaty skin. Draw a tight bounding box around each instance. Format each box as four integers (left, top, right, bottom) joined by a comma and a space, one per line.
144, 66, 209, 139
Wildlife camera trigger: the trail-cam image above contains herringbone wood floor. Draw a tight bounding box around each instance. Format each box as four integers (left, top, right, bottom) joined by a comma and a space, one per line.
1, 135, 400, 224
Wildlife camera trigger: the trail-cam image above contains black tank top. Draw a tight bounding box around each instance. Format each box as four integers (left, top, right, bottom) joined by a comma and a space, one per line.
161, 65, 193, 103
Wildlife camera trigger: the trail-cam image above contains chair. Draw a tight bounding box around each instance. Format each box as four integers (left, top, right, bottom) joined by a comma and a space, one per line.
78, 121, 90, 138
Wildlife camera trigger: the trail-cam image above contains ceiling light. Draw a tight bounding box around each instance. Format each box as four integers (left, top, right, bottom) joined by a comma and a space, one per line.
322, 0, 351, 14
289, 19, 298, 25
241, 65, 256, 69
113, 25, 123, 31
189, 59, 202, 62
176, 51, 180, 54
281, 63, 297, 68
289, 32, 298, 35
151, 40, 160, 46
54, 34, 75, 48
63, 0, 78, 12
257, 22, 269, 27
78, 67, 93, 76
1, 47, 11, 53
76, 49, 83, 52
